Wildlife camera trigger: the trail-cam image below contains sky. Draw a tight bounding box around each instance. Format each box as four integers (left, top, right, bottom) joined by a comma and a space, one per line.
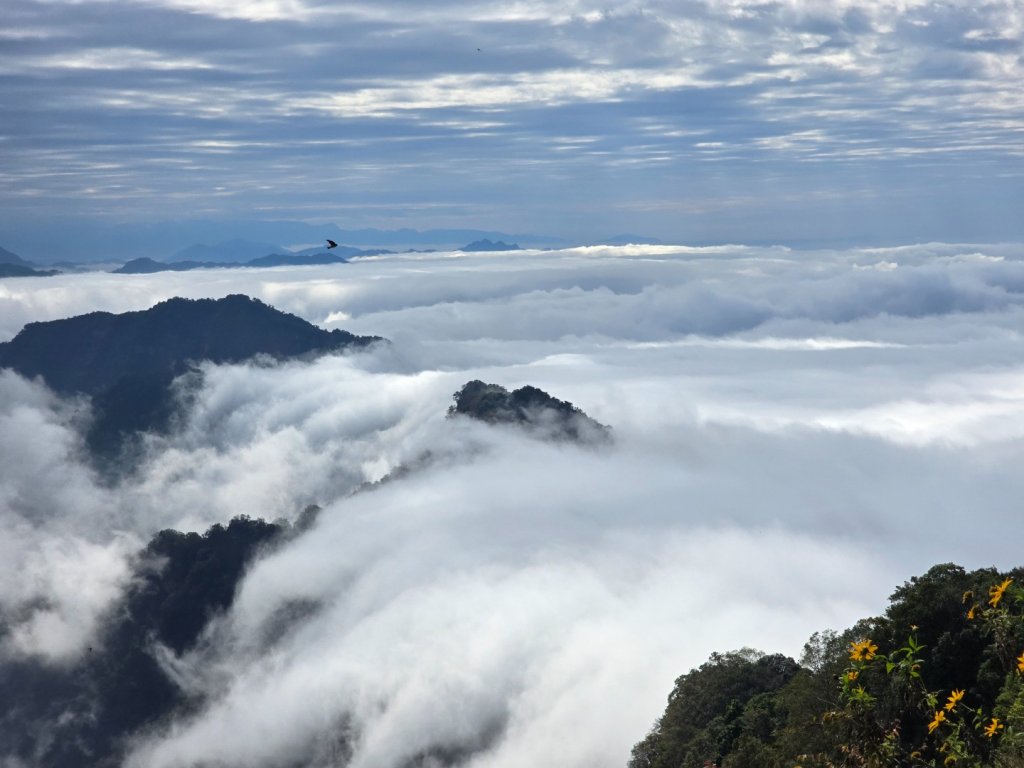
4, 243, 1024, 765
2, 0, 1023, 247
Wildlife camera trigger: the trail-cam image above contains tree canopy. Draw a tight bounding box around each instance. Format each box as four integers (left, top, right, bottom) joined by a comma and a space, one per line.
629, 563, 1024, 768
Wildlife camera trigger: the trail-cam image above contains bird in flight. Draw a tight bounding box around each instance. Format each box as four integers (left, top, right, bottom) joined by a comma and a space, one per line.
326, 239, 338, 249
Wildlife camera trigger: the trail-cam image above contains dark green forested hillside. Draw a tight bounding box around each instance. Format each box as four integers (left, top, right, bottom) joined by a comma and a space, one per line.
0, 295, 383, 463
0, 294, 380, 396
0, 516, 286, 768
630, 564, 1024, 768
448, 379, 611, 444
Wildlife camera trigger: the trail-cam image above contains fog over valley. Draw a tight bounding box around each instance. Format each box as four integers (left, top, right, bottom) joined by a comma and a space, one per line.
4, 0, 1023, 760
3, 243, 1024, 766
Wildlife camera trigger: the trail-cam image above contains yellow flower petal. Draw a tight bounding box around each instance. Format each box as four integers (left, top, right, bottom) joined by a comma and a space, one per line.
945, 689, 965, 711
928, 710, 947, 734
989, 577, 1013, 607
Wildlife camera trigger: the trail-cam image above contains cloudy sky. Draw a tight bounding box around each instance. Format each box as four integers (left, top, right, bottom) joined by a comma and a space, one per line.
2, 0, 1023, 247
4, 243, 1024, 765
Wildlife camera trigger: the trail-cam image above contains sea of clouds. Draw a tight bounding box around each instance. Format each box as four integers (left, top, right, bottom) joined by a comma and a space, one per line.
3, 242, 1024, 766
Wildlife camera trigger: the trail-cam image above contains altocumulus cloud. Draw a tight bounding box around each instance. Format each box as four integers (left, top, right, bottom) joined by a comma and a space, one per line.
1, 0, 1022, 242
3, 243, 1024, 765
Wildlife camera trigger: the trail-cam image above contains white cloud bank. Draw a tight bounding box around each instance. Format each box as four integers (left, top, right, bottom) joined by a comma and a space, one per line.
3, 242, 1024, 765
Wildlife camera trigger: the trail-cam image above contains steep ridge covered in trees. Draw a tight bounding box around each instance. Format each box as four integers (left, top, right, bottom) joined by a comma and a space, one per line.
630, 564, 1024, 768
0, 517, 285, 768
0, 294, 380, 396
0, 295, 383, 462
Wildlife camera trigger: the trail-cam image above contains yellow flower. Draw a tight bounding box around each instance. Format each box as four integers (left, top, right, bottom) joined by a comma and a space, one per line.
967, 604, 977, 620
928, 710, 946, 734
962, 590, 974, 603
849, 639, 878, 662
944, 689, 965, 711
846, 670, 859, 682
1017, 651, 1024, 674
989, 577, 1013, 607
984, 717, 1004, 738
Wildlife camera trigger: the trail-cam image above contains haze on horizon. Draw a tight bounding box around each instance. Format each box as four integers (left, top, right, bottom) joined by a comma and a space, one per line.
2, 0, 1023, 257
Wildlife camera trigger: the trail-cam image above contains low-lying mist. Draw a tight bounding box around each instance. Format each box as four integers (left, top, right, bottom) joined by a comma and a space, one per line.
3, 242, 1024, 766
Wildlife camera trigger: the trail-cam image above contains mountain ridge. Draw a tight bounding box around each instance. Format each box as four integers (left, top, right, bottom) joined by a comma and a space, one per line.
0, 245, 59, 277
0, 294, 380, 395
0, 245, 30, 266
448, 379, 611, 445
1, 222, 569, 262
0, 295, 383, 461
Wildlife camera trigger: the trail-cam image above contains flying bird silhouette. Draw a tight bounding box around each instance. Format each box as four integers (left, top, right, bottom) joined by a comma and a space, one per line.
326, 239, 338, 249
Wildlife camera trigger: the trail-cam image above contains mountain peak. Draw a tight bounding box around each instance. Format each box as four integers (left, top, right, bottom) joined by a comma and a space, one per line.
0, 294, 380, 396
0, 295, 385, 462
458, 239, 521, 252
0, 245, 31, 266
448, 379, 611, 444
172, 239, 286, 263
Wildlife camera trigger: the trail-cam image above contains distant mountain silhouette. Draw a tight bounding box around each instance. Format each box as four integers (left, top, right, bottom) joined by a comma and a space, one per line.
0, 263, 58, 278
293, 244, 393, 259
172, 238, 285, 263
113, 257, 217, 274
8, 221, 567, 263
0, 245, 31, 266
0, 245, 58, 276
112, 248, 389, 274
459, 239, 521, 252
244, 251, 349, 267
448, 380, 611, 444
0, 295, 383, 461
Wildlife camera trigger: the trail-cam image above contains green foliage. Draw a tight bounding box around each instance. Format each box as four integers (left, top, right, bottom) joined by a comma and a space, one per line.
0, 515, 286, 768
448, 379, 611, 443
0, 294, 380, 397
629, 649, 799, 768
0, 295, 383, 464
631, 564, 1024, 768
130, 514, 284, 654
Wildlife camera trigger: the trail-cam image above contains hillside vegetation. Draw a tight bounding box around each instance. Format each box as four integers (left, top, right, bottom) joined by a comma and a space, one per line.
631, 564, 1024, 768
0, 295, 383, 463
0, 516, 286, 768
